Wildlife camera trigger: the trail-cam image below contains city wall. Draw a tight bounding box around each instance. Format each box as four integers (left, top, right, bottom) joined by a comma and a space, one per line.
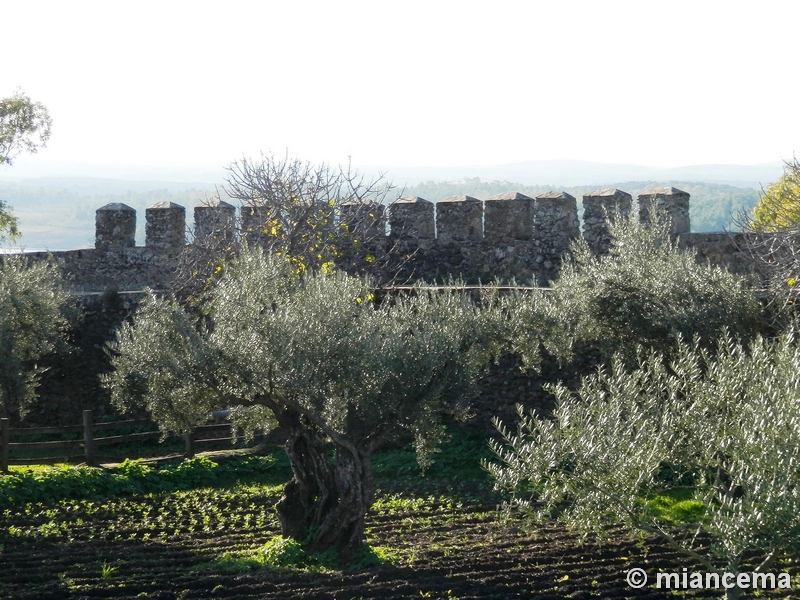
20, 186, 754, 292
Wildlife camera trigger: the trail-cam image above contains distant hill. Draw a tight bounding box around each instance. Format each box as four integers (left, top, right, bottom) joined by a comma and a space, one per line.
365, 160, 783, 189
2, 158, 783, 188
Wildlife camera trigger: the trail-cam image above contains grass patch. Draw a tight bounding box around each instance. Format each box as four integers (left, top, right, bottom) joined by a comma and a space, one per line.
209, 536, 398, 574
372, 430, 494, 482
0, 454, 287, 509
8, 463, 72, 473
1, 429, 491, 511
644, 488, 705, 525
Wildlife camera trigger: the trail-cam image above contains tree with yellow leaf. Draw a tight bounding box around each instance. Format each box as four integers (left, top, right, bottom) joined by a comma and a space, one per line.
173, 154, 399, 298
746, 158, 800, 318
751, 158, 800, 232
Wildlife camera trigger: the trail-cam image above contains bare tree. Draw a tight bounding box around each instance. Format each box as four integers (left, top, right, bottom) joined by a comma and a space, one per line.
739, 227, 800, 318
171, 153, 408, 299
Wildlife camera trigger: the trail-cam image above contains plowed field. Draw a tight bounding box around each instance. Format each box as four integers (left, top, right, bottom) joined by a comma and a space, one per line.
2, 438, 797, 600
3, 478, 784, 600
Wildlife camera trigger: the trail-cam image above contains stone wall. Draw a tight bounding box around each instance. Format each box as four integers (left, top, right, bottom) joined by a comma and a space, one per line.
678, 232, 755, 276
17, 187, 761, 292
24, 246, 181, 293
14, 291, 148, 428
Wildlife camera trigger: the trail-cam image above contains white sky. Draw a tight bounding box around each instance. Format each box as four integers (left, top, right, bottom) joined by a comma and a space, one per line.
3, 0, 799, 171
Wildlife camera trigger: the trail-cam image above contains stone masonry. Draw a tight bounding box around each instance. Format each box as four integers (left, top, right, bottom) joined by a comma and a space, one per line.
435, 195, 483, 244
484, 192, 535, 241
582, 188, 633, 255
19, 186, 763, 291
194, 199, 236, 245
95, 203, 136, 251
388, 197, 435, 245
638, 186, 691, 235
533, 191, 580, 283
145, 202, 186, 249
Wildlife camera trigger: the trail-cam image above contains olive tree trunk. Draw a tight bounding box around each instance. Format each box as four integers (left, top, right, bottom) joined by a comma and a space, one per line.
275, 428, 374, 558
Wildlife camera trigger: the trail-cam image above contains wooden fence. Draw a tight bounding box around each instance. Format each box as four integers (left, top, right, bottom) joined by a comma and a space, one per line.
0, 410, 250, 473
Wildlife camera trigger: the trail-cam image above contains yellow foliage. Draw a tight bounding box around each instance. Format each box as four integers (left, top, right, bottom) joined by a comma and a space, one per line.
752, 158, 800, 232
354, 292, 374, 304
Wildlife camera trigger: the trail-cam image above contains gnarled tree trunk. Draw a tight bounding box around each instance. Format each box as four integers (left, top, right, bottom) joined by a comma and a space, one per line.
275, 425, 374, 559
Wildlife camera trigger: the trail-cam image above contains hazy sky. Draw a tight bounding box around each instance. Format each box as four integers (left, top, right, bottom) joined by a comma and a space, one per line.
3, 0, 799, 171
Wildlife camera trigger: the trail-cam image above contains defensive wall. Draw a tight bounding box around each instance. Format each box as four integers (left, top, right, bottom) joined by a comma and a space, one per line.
20, 186, 753, 291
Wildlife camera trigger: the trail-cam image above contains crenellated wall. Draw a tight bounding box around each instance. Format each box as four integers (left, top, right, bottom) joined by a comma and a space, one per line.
17, 187, 759, 292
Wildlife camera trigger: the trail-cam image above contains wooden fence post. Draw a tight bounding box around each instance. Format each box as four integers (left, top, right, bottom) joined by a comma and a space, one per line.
83, 410, 95, 466
1, 418, 9, 474
184, 430, 195, 459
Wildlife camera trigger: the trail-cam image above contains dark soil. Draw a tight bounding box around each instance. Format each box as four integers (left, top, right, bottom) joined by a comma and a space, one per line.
2, 480, 792, 600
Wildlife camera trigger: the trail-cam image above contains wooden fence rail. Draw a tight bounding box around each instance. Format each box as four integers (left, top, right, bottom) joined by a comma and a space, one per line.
0, 410, 248, 473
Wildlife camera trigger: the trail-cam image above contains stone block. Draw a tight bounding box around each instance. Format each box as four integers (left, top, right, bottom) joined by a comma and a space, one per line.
638, 186, 691, 235
436, 195, 483, 243
340, 200, 386, 242
194, 199, 236, 246
145, 202, 186, 249
484, 192, 534, 241
582, 189, 632, 255
388, 197, 435, 240
96, 203, 136, 251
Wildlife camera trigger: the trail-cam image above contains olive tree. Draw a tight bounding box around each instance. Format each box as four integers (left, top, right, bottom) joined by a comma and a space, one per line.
0, 257, 71, 419
105, 247, 497, 557
544, 207, 761, 364
0, 199, 18, 245
487, 333, 800, 599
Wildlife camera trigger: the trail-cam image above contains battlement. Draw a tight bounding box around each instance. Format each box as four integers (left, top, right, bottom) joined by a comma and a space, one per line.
19, 188, 756, 291
89, 188, 693, 254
